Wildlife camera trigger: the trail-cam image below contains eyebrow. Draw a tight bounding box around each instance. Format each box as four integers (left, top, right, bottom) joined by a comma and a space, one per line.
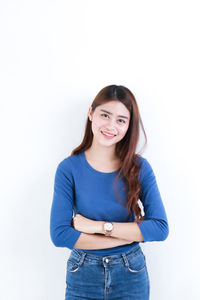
100, 109, 129, 119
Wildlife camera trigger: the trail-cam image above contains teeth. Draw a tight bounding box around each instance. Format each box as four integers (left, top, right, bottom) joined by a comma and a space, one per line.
102, 131, 115, 137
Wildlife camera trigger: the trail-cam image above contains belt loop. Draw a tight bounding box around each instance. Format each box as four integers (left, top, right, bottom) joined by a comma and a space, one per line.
79, 252, 86, 266
121, 253, 129, 267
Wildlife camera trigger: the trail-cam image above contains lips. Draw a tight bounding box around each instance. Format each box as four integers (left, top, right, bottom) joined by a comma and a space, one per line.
101, 131, 116, 138
102, 131, 116, 136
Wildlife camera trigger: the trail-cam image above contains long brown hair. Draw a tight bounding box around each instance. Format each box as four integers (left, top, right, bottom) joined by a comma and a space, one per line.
71, 84, 147, 224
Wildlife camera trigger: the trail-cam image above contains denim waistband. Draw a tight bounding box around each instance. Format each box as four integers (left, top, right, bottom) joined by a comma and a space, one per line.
71, 243, 142, 264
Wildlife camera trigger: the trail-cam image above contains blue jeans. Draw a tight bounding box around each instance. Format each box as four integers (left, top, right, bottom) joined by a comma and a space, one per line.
65, 243, 150, 299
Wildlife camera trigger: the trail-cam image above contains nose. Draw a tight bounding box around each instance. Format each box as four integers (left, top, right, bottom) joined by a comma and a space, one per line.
104, 118, 117, 132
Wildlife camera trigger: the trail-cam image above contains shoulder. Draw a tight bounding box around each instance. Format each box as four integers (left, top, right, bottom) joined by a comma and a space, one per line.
136, 155, 154, 182
136, 155, 151, 168
57, 153, 81, 174
54, 154, 81, 186
56, 153, 81, 174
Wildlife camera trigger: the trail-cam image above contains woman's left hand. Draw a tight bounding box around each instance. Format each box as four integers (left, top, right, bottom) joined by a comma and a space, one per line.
72, 213, 101, 234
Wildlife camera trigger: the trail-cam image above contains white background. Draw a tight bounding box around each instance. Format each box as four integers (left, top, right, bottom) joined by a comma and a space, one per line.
0, 1, 199, 299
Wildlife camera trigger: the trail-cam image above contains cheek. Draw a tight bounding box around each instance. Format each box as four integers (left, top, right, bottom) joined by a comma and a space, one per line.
91, 120, 103, 133
92, 118, 105, 129
119, 125, 129, 135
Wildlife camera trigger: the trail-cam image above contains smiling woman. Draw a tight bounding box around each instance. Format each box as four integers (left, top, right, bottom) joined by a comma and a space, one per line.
50, 84, 169, 300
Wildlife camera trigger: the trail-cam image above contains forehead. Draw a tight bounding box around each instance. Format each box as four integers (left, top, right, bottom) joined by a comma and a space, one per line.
96, 101, 130, 118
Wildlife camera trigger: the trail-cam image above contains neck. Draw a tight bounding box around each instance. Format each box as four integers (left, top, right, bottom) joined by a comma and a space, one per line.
86, 141, 118, 162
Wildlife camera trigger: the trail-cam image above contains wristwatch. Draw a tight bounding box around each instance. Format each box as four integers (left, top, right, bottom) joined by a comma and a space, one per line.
103, 222, 114, 236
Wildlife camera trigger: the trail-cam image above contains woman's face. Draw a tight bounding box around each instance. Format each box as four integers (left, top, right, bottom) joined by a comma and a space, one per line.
88, 100, 130, 147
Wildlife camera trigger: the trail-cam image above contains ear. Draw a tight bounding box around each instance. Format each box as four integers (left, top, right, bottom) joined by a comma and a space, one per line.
88, 106, 93, 121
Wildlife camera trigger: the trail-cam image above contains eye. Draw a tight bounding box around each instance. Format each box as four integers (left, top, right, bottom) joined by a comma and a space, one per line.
101, 113, 109, 118
118, 119, 126, 124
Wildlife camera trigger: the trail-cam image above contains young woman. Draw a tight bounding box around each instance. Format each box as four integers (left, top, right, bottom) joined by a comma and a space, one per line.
50, 84, 169, 300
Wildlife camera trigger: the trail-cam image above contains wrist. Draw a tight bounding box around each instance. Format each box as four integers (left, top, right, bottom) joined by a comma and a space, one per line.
94, 221, 104, 234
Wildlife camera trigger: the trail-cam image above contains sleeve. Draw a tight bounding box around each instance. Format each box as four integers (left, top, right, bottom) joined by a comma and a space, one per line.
137, 158, 169, 242
50, 159, 82, 249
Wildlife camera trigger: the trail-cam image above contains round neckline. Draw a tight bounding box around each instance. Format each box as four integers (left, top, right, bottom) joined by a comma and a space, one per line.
81, 151, 121, 175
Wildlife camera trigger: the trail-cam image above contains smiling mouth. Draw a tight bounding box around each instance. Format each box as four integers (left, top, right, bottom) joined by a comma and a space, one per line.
101, 131, 116, 138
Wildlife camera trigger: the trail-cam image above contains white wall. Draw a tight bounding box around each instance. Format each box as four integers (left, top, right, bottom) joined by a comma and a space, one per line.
0, 1, 199, 299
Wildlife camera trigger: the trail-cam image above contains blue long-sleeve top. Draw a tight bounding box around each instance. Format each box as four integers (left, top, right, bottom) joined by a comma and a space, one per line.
50, 151, 169, 255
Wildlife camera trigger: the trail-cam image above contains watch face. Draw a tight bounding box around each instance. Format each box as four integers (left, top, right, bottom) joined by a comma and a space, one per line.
105, 222, 113, 231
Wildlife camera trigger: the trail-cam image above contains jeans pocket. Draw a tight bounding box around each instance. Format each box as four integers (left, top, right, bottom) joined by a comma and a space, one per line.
126, 251, 146, 273
67, 254, 82, 273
